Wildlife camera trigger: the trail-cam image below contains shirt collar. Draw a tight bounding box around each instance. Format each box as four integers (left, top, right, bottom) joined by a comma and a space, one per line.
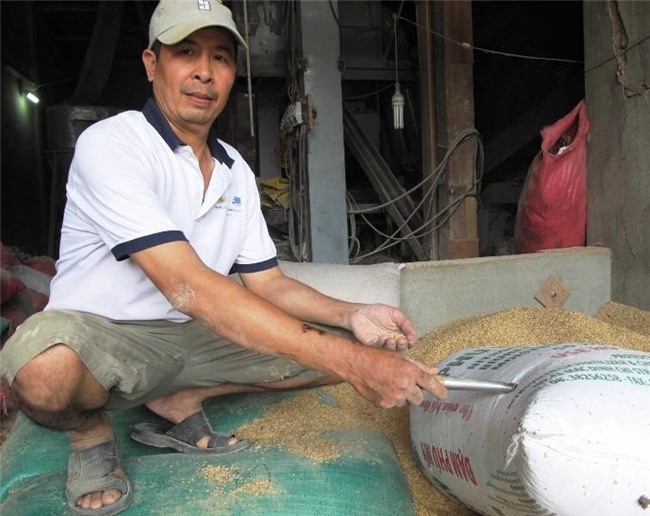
142, 98, 234, 168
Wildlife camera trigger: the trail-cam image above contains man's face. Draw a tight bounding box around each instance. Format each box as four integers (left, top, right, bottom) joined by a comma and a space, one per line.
142, 27, 237, 134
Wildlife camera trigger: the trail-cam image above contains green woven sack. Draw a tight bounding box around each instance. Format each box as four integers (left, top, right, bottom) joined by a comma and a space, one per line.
1, 390, 414, 515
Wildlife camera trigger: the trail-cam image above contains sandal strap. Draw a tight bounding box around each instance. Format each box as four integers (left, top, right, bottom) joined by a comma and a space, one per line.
207, 432, 236, 448
66, 441, 129, 501
166, 411, 213, 444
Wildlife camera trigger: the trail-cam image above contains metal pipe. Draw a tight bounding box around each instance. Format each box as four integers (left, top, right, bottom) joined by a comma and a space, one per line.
243, 0, 254, 137
436, 375, 517, 394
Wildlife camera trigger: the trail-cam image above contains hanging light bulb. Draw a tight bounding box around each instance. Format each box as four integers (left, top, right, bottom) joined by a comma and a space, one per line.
391, 12, 404, 130
392, 82, 405, 130
25, 90, 40, 104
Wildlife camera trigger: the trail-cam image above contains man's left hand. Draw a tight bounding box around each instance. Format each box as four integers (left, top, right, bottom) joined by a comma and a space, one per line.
348, 304, 418, 351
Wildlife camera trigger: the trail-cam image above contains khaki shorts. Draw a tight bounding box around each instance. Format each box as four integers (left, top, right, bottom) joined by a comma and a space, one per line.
1, 310, 329, 410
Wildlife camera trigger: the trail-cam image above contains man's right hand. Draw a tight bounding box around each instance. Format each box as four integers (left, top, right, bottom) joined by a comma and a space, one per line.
341, 346, 447, 408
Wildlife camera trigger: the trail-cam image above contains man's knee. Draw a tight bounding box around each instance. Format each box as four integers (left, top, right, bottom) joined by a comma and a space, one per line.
12, 343, 90, 412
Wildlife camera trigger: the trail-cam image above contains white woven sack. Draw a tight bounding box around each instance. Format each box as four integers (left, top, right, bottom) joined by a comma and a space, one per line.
228, 261, 402, 307
410, 343, 650, 516
276, 260, 402, 307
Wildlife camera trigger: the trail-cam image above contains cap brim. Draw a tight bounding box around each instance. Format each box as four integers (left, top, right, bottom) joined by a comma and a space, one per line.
153, 22, 248, 50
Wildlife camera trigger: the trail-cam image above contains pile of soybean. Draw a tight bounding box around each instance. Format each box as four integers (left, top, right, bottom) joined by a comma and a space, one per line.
237, 302, 650, 516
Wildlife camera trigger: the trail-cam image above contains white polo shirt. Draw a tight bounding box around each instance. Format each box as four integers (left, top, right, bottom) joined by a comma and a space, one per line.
46, 99, 278, 322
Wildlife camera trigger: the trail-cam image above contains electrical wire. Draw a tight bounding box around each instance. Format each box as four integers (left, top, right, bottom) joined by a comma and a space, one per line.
584, 34, 649, 74
242, 0, 254, 138
396, 14, 583, 64
282, 0, 310, 262
343, 83, 394, 101
327, 0, 340, 28
347, 130, 484, 263
394, 13, 399, 85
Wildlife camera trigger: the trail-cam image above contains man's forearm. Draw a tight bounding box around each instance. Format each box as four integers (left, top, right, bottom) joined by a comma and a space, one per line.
132, 243, 357, 374
242, 271, 361, 331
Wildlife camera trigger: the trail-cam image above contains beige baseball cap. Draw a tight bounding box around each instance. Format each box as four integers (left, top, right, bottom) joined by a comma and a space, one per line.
148, 0, 247, 50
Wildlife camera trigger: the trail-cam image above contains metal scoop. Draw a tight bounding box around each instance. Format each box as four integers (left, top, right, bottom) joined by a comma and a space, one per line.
436, 375, 517, 394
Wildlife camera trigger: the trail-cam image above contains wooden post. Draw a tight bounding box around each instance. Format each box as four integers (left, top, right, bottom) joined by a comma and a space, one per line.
433, 0, 479, 259
416, 1, 439, 260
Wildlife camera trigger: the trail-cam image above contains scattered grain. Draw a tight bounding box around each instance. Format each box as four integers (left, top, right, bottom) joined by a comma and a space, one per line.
239, 390, 340, 461
200, 463, 278, 499
232, 479, 277, 496
200, 464, 238, 484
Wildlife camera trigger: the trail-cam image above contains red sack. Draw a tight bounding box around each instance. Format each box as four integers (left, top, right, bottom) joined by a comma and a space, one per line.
0, 288, 49, 346
17, 288, 49, 314
514, 100, 589, 253
0, 298, 28, 344
23, 255, 57, 277
0, 242, 18, 269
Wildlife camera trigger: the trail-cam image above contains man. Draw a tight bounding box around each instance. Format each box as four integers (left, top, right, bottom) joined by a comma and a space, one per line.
0, 1, 446, 514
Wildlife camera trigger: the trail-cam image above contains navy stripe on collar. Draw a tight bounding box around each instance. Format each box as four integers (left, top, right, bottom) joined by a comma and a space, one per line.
142, 98, 234, 168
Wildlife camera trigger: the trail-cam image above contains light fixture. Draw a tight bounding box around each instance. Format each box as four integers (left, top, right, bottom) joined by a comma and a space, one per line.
25, 90, 40, 104
4, 64, 41, 105
392, 83, 404, 130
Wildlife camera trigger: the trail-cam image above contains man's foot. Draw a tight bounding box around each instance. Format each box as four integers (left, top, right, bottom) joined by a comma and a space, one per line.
131, 410, 249, 455
141, 386, 257, 450
66, 440, 133, 515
